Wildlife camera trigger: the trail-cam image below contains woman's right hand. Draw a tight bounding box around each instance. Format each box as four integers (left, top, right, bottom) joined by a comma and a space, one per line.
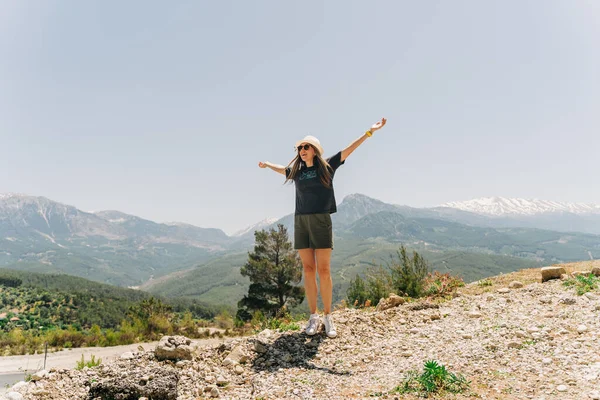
258, 161, 286, 175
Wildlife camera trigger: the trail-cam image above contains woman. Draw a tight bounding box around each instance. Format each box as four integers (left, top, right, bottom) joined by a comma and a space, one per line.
258, 117, 387, 338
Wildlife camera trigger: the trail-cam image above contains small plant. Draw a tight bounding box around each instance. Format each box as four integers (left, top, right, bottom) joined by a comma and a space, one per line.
278, 321, 300, 331
259, 317, 300, 332
247, 306, 303, 332
423, 272, 465, 299
478, 279, 493, 287
393, 360, 470, 397
563, 274, 599, 295
75, 354, 102, 370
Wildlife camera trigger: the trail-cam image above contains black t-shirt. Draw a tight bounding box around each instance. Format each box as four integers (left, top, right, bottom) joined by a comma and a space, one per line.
286, 151, 345, 215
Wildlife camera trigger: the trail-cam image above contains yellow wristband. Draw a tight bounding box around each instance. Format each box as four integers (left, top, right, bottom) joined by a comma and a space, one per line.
365, 130, 372, 137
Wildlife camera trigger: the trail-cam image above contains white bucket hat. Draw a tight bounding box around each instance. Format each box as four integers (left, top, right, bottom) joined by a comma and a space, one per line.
295, 135, 324, 156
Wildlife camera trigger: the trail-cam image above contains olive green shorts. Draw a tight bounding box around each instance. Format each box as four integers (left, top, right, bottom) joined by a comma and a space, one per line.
294, 213, 333, 250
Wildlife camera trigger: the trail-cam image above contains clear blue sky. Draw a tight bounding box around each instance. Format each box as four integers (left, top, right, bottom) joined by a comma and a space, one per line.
1, 1, 598, 234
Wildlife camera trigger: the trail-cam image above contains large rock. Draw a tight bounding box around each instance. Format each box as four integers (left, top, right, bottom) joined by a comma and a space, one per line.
592, 266, 600, 277
87, 366, 179, 400
253, 340, 268, 354
10, 382, 28, 391
155, 336, 194, 361
223, 345, 249, 366
541, 266, 566, 282
376, 294, 405, 311
30, 369, 49, 381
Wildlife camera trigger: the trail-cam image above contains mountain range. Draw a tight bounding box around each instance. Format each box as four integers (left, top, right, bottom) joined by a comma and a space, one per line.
1, 192, 599, 306
0, 193, 230, 286
441, 196, 600, 216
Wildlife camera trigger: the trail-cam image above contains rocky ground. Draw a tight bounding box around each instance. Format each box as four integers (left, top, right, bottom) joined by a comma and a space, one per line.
4, 261, 600, 400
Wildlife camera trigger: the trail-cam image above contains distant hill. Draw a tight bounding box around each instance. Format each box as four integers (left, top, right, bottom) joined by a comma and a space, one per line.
0, 268, 152, 330
0, 268, 222, 331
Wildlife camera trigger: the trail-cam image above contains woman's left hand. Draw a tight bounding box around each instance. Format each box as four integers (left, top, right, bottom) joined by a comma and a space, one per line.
370, 117, 387, 133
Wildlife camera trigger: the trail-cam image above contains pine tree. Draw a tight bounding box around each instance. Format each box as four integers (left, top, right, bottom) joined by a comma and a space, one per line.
237, 224, 304, 321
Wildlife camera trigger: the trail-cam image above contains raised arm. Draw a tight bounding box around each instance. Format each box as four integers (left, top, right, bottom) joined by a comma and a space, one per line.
258, 161, 287, 176
341, 117, 387, 162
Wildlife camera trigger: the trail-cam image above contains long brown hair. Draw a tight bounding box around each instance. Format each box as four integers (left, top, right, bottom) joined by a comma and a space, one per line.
284, 147, 333, 188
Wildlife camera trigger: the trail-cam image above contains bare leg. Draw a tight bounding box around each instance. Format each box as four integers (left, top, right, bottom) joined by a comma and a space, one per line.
298, 249, 317, 314
315, 248, 333, 314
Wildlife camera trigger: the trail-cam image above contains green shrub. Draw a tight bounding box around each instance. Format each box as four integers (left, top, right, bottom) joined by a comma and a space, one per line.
478, 278, 493, 287
390, 246, 428, 298
346, 274, 369, 308
366, 266, 393, 306
423, 272, 465, 299
347, 246, 463, 307
563, 274, 599, 295
75, 354, 102, 370
394, 360, 470, 396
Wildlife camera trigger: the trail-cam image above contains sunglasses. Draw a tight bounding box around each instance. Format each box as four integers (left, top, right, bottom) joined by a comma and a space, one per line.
297, 144, 312, 151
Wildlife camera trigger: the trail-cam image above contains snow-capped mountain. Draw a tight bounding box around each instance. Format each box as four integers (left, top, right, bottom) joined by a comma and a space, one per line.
0, 193, 22, 200
231, 217, 279, 237
440, 197, 600, 216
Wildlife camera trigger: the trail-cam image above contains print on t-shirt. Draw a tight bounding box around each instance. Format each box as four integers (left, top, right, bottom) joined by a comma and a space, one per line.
299, 170, 317, 181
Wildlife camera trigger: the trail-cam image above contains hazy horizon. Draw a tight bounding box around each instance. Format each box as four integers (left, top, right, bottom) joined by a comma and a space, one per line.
2, 1, 598, 233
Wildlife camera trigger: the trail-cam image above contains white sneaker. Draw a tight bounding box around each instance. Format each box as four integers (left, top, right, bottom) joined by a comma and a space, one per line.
323, 314, 337, 338
305, 313, 320, 336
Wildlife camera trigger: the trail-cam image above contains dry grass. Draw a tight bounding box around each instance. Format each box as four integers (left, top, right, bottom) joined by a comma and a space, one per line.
459, 260, 600, 296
